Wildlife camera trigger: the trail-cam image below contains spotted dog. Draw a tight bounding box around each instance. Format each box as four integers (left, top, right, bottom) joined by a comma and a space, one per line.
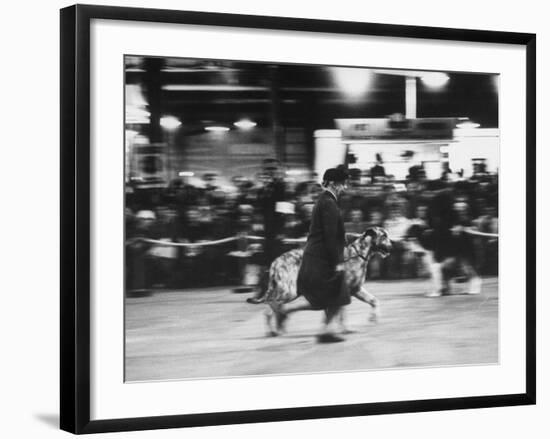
264, 227, 392, 336
406, 224, 482, 297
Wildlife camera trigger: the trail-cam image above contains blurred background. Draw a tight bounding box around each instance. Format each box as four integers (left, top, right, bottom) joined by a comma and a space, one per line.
124, 56, 499, 293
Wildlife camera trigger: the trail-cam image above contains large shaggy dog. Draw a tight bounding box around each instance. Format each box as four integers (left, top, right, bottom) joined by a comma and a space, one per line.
264, 227, 392, 335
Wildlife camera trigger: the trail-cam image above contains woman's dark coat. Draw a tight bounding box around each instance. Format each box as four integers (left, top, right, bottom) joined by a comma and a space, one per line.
297, 190, 351, 309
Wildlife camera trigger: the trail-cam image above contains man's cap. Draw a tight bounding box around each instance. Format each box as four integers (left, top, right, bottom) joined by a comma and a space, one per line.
322, 167, 349, 183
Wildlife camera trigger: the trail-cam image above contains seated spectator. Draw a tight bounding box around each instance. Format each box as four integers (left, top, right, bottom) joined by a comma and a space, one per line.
406, 203, 433, 278
344, 208, 368, 235
370, 153, 386, 183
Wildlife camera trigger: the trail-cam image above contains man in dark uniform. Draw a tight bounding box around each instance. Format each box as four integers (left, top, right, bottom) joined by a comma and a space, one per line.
246, 162, 286, 303
421, 185, 480, 296
276, 167, 351, 343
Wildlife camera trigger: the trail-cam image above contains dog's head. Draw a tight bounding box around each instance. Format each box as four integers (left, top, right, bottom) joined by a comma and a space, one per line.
360, 226, 392, 258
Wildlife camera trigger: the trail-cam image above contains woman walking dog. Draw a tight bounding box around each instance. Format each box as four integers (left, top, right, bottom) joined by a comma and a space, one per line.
274, 166, 351, 343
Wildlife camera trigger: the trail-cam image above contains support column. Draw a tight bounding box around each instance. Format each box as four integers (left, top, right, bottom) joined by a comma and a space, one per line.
143, 57, 164, 144
405, 76, 417, 119
268, 65, 286, 163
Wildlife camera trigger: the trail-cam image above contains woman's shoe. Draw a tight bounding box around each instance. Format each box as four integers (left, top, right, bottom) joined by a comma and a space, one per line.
316, 333, 345, 343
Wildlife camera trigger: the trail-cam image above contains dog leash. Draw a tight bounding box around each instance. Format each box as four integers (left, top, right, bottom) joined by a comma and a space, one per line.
343, 243, 368, 262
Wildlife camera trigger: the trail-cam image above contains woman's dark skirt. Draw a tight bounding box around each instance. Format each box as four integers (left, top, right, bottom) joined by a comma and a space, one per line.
297, 254, 350, 309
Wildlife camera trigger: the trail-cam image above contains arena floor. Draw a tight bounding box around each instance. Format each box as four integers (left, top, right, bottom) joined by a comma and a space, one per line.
125, 277, 498, 382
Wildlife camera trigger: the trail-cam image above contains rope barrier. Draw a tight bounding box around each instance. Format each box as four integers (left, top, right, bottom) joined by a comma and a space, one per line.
282, 237, 307, 244
248, 235, 306, 243
246, 235, 265, 241
134, 236, 240, 247
463, 228, 499, 238
128, 228, 498, 248
127, 234, 308, 247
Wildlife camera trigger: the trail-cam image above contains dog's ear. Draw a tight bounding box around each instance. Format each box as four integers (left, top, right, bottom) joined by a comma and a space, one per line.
345, 232, 361, 245
362, 227, 378, 242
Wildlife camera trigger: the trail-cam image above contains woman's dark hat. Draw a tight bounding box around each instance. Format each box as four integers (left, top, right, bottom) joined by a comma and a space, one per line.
322, 167, 349, 183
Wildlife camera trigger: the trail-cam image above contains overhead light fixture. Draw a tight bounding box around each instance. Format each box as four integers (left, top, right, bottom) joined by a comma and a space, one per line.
456, 120, 480, 129
421, 72, 450, 89
178, 171, 194, 177
160, 115, 182, 130
205, 126, 230, 132
234, 119, 257, 130
332, 67, 373, 97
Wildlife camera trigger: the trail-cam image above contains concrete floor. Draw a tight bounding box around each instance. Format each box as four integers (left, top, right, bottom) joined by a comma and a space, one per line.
125, 277, 498, 382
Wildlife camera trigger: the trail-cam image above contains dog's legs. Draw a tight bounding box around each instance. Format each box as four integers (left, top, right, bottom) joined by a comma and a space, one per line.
264, 288, 286, 337
266, 295, 310, 336
264, 300, 278, 337
424, 251, 450, 297
353, 287, 380, 323
462, 260, 482, 295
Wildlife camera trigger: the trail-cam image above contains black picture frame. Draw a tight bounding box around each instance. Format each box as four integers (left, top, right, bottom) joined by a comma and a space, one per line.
60, 4, 536, 434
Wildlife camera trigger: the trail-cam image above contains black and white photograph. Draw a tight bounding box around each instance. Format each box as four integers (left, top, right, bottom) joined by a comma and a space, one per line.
0, 0, 533, 436
124, 56, 500, 382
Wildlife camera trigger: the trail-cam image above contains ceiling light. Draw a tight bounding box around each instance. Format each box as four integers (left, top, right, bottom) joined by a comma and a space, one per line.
421, 72, 450, 89
205, 126, 230, 132
234, 119, 257, 130
160, 115, 181, 130
456, 121, 480, 129
332, 67, 373, 97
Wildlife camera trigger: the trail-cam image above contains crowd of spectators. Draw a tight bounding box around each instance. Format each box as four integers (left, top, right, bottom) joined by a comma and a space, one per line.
125, 162, 499, 293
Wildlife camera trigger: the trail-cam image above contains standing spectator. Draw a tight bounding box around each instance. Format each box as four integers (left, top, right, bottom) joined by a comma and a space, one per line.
403, 150, 426, 182
147, 206, 179, 288
178, 206, 212, 287
406, 203, 432, 278
370, 153, 386, 183
125, 210, 157, 295
246, 161, 286, 304
449, 197, 481, 292
425, 190, 480, 296
473, 204, 498, 274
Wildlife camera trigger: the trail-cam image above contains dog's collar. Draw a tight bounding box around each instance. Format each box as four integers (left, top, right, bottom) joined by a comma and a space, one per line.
344, 242, 369, 262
